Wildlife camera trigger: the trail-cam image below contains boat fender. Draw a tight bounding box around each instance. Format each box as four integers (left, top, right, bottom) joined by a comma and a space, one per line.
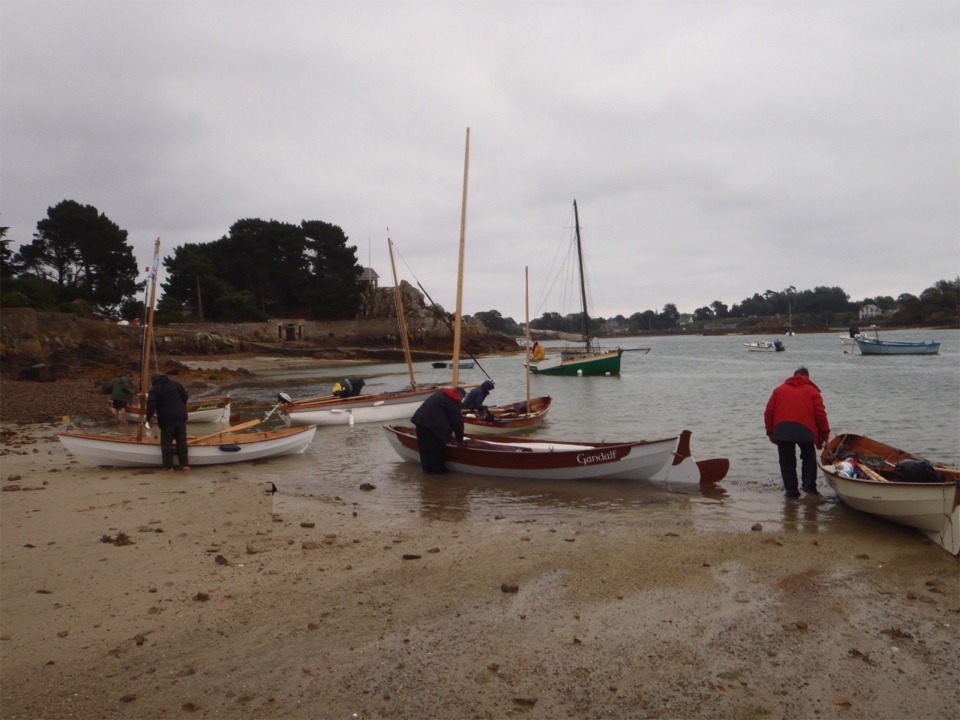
219, 444, 242, 452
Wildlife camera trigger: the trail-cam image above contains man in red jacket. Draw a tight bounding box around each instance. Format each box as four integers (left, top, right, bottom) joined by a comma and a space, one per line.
764, 367, 830, 498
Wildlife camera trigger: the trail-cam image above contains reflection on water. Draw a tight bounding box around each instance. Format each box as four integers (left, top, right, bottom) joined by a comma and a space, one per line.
111, 330, 960, 543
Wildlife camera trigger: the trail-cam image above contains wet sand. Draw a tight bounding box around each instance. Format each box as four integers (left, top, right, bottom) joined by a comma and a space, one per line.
1, 422, 958, 720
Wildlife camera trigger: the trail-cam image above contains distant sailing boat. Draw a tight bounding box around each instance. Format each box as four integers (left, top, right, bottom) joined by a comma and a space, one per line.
528, 200, 647, 376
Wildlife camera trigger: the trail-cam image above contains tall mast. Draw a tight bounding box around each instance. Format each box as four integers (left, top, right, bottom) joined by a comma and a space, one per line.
451, 127, 470, 388
137, 238, 160, 441
573, 200, 590, 348
388, 237, 417, 389
525, 266, 531, 404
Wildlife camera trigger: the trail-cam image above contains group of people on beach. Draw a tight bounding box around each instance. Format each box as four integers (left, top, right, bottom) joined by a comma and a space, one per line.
408, 365, 831, 497
110, 355, 830, 496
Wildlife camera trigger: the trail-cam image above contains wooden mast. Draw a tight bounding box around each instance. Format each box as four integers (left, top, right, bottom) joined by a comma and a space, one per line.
136, 238, 161, 441
388, 236, 418, 389
525, 266, 531, 404
451, 127, 470, 389
573, 200, 591, 351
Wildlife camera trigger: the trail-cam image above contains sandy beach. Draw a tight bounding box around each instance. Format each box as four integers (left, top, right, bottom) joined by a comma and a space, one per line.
1, 410, 958, 719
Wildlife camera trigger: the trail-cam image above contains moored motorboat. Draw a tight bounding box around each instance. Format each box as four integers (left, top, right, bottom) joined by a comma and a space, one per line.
818, 432, 959, 555
383, 425, 729, 484
745, 339, 785, 352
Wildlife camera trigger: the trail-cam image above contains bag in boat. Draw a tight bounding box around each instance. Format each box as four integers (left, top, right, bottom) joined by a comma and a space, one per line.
892, 458, 942, 483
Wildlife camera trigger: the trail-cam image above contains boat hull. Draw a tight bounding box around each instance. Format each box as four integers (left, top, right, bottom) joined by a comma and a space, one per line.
383, 425, 725, 484
462, 396, 551, 435
125, 397, 231, 424
854, 338, 940, 355
280, 388, 438, 427
744, 341, 784, 352
59, 426, 317, 467
528, 350, 622, 376
431, 361, 475, 369
819, 432, 960, 555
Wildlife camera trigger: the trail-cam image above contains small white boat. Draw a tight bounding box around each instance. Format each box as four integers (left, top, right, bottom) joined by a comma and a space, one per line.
745, 339, 785, 352
819, 432, 959, 555
124, 395, 231, 424
60, 425, 317, 467
384, 426, 729, 485
279, 386, 439, 427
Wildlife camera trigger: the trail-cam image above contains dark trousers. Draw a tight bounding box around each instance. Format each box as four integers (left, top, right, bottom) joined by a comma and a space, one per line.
777, 441, 817, 493
160, 422, 189, 469
415, 424, 448, 474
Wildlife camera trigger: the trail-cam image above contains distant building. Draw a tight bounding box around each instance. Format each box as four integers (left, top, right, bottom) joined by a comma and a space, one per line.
859, 303, 882, 321
678, 313, 694, 326
360, 267, 379, 290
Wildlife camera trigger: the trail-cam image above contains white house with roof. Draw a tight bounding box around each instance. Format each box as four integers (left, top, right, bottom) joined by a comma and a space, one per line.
859, 303, 882, 321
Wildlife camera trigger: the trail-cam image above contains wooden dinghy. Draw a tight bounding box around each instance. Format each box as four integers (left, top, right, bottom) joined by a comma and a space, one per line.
384, 425, 729, 485
462, 395, 552, 435
819, 432, 959, 555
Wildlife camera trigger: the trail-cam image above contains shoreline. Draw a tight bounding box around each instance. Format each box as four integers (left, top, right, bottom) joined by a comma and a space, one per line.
1, 425, 958, 719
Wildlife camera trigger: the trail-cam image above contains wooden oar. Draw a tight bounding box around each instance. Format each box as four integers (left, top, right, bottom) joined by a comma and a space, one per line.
191, 419, 261, 443
859, 465, 888, 482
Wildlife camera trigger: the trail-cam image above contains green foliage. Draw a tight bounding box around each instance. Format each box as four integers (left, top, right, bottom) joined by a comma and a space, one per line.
12, 200, 142, 315
473, 309, 523, 336
212, 290, 267, 322
0, 228, 22, 278
119, 298, 146, 323
0, 291, 30, 307
161, 218, 363, 321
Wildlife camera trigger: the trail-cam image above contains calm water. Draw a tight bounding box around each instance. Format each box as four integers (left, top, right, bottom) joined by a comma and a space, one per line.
208, 329, 960, 536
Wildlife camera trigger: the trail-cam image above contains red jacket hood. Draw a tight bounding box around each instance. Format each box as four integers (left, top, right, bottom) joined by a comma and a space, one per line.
442, 387, 462, 403
784, 374, 821, 392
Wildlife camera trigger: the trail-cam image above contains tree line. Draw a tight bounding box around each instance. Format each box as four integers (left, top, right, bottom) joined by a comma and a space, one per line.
2, 200, 957, 333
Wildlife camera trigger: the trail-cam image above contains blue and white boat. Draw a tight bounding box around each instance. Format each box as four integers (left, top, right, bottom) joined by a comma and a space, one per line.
854, 330, 940, 355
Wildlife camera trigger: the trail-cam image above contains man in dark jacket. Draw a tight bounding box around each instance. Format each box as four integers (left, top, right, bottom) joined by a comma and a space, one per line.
764, 367, 830, 498
411, 387, 466, 473
463, 380, 495, 411
146, 374, 190, 471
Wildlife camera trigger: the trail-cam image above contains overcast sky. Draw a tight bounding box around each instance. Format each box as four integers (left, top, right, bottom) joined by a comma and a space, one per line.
2, 0, 957, 321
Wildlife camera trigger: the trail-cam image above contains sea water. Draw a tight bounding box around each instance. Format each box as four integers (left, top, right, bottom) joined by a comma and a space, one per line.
212, 329, 960, 537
